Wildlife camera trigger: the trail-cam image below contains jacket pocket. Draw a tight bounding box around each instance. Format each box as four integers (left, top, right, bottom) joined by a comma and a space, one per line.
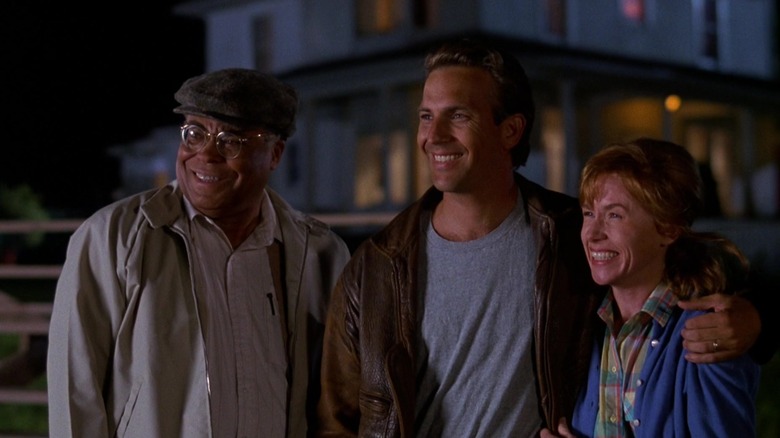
115, 379, 143, 437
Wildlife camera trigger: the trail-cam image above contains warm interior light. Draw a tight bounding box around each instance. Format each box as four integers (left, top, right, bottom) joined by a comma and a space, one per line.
665, 94, 682, 112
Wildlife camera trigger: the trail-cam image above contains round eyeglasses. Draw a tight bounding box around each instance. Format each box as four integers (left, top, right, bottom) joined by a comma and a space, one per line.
180, 124, 275, 159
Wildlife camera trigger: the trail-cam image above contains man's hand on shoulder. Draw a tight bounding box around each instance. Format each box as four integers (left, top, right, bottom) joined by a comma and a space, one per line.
678, 293, 760, 364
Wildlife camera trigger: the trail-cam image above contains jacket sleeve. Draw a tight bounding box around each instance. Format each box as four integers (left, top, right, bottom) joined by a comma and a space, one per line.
317, 256, 363, 437
47, 218, 123, 438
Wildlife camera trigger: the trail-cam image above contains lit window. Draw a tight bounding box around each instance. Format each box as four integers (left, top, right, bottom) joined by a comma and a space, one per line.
387, 130, 410, 204
354, 134, 385, 208
357, 0, 401, 35
354, 129, 412, 208
620, 0, 645, 24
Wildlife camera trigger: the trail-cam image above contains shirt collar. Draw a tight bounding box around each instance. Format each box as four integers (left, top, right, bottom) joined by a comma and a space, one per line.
598, 282, 678, 329
182, 190, 282, 245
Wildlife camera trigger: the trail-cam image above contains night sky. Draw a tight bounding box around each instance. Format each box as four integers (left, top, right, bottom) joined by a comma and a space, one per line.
1, 2, 204, 217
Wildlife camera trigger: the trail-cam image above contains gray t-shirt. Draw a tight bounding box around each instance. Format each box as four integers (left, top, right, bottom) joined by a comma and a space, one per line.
415, 196, 541, 437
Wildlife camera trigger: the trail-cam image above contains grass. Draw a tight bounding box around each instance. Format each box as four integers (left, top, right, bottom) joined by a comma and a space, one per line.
0, 394, 47, 435
757, 354, 780, 438
0, 334, 48, 435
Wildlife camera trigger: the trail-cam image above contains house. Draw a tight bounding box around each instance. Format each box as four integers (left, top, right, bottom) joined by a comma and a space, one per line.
113, 0, 780, 258
166, 0, 780, 217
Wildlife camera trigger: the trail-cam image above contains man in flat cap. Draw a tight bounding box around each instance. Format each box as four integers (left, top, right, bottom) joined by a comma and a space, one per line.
47, 68, 350, 438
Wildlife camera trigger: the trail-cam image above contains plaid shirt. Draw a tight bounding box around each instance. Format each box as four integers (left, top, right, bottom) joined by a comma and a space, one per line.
593, 283, 677, 438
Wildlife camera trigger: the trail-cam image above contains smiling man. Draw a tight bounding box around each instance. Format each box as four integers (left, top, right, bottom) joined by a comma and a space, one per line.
47, 68, 350, 438
317, 37, 603, 437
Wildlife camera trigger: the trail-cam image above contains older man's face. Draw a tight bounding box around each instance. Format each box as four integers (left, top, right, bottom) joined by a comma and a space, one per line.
176, 114, 283, 221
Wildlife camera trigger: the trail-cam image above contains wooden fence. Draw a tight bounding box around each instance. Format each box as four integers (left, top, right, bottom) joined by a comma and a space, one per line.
0, 213, 395, 408
0, 220, 79, 407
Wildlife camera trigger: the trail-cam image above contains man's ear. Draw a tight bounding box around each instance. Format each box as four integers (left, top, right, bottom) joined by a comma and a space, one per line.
501, 114, 526, 151
270, 139, 285, 170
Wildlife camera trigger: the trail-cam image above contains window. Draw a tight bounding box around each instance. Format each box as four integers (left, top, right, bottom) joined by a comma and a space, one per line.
544, 0, 567, 37
309, 85, 422, 212
357, 0, 439, 35
413, 0, 439, 29
353, 129, 411, 208
357, 0, 402, 35
354, 134, 385, 208
620, 0, 645, 24
387, 130, 411, 204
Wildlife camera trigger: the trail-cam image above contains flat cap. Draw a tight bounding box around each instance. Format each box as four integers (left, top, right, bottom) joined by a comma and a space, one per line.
173, 68, 298, 139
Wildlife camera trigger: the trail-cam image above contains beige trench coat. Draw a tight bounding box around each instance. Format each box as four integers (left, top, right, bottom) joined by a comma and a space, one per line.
48, 182, 350, 437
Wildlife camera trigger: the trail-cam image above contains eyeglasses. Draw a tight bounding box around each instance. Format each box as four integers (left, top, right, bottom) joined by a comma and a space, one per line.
179, 124, 275, 159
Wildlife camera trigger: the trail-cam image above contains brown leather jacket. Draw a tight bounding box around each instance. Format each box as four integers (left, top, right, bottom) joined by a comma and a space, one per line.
317, 174, 603, 437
